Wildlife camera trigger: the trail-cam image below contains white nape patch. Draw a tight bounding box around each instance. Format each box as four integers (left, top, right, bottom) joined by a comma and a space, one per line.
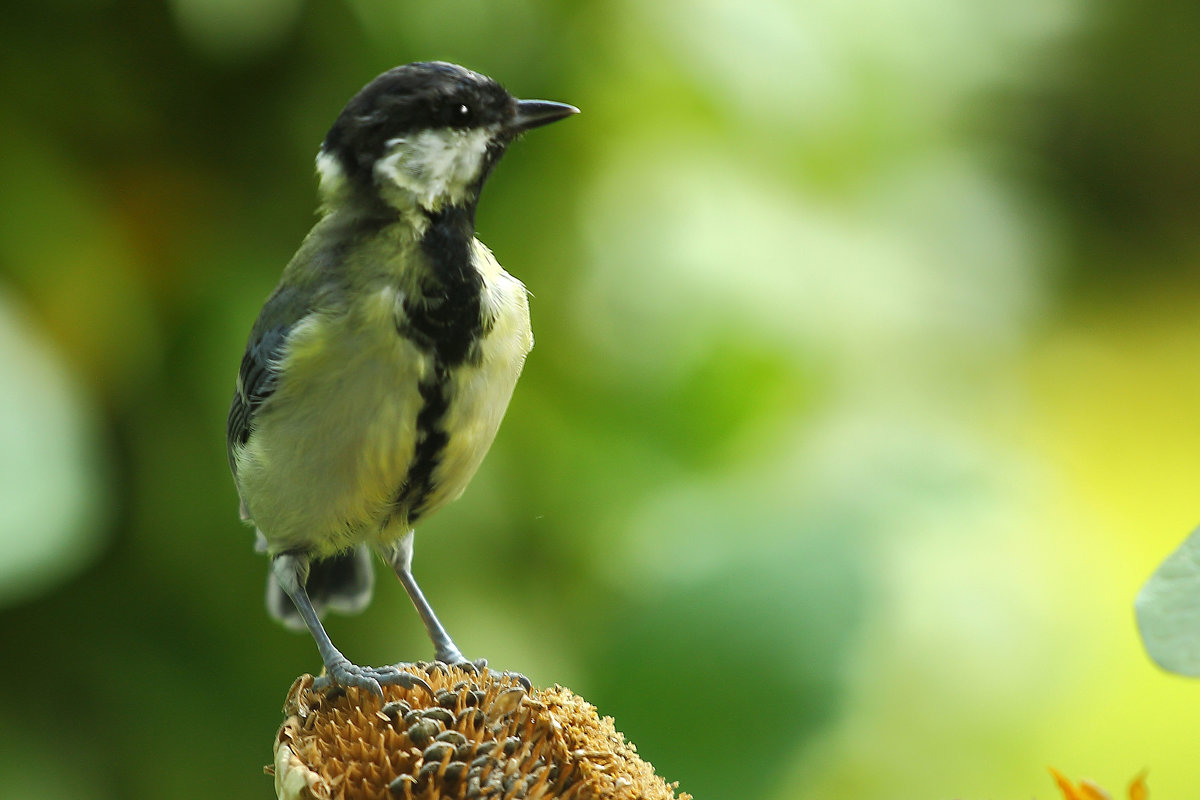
315, 149, 346, 199
374, 125, 497, 211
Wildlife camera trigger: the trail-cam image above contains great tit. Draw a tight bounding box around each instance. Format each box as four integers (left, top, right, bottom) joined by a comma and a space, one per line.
226, 62, 577, 696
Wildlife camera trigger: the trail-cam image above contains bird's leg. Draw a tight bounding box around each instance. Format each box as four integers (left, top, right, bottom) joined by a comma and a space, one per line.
271, 552, 431, 697
384, 532, 467, 664
383, 533, 531, 689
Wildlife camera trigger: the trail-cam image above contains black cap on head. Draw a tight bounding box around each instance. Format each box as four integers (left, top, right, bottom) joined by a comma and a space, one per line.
320, 62, 578, 202
322, 62, 515, 185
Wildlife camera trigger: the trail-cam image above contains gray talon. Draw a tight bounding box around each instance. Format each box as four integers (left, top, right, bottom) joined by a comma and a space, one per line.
442, 656, 531, 690
450, 656, 531, 690
491, 669, 532, 690
453, 659, 482, 676
315, 660, 432, 697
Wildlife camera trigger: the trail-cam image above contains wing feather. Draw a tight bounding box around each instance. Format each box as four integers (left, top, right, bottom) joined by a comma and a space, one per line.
226, 285, 309, 475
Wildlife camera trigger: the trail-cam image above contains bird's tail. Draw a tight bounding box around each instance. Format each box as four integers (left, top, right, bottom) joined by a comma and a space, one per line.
267, 546, 376, 632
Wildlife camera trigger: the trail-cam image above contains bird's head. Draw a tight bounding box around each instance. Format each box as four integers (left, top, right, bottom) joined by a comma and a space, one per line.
316, 62, 577, 216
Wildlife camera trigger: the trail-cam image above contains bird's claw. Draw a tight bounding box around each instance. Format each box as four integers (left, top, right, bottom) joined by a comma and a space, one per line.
314, 658, 433, 698
427, 657, 532, 690
490, 668, 533, 691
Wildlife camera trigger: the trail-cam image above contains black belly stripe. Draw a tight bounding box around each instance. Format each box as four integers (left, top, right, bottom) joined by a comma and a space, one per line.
391, 203, 483, 522
392, 366, 450, 522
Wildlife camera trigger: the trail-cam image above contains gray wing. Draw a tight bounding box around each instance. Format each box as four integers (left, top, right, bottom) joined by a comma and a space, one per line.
225, 216, 350, 515
227, 328, 288, 453
226, 285, 307, 475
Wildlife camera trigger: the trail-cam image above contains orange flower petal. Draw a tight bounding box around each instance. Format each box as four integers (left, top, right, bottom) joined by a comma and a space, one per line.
1128, 771, 1149, 800
1049, 767, 1148, 800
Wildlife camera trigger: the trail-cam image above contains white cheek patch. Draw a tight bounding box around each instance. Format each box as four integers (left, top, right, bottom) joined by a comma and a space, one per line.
315, 149, 346, 198
374, 126, 497, 209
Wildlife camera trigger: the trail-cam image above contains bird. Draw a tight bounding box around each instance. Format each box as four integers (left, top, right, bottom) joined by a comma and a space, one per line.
226, 62, 577, 696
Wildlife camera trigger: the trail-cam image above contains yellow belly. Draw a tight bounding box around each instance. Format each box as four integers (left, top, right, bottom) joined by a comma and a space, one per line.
236, 262, 532, 558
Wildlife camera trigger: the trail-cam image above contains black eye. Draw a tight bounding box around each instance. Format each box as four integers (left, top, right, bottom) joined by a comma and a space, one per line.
445, 102, 472, 127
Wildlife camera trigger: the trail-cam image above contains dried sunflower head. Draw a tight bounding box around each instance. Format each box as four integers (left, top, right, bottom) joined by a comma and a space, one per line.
271, 664, 691, 800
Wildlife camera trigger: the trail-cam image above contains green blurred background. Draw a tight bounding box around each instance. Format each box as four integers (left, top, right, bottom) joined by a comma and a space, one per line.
2, 0, 1200, 797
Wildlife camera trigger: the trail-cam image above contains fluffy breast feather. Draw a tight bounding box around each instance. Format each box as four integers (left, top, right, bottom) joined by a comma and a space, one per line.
233, 240, 531, 558
421, 241, 533, 513
234, 286, 430, 556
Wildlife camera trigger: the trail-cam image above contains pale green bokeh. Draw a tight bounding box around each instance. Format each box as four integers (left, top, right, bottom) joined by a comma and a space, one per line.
0, 292, 107, 606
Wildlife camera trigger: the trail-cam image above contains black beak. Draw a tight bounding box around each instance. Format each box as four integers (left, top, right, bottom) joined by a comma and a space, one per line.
511, 99, 580, 133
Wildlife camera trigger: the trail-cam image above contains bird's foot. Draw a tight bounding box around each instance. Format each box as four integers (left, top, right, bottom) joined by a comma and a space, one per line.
313, 657, 433, 698
426, 656, 532, 690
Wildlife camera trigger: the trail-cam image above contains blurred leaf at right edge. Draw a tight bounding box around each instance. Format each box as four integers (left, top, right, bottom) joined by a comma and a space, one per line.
1136, 525, 1200, 675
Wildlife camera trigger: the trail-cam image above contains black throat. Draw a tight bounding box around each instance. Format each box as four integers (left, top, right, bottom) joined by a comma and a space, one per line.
391, 202, 485, 522
400, 203, 485, 366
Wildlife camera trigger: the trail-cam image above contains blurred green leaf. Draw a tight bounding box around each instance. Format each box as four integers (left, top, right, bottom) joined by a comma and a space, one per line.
1137, 526, 1200, 676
